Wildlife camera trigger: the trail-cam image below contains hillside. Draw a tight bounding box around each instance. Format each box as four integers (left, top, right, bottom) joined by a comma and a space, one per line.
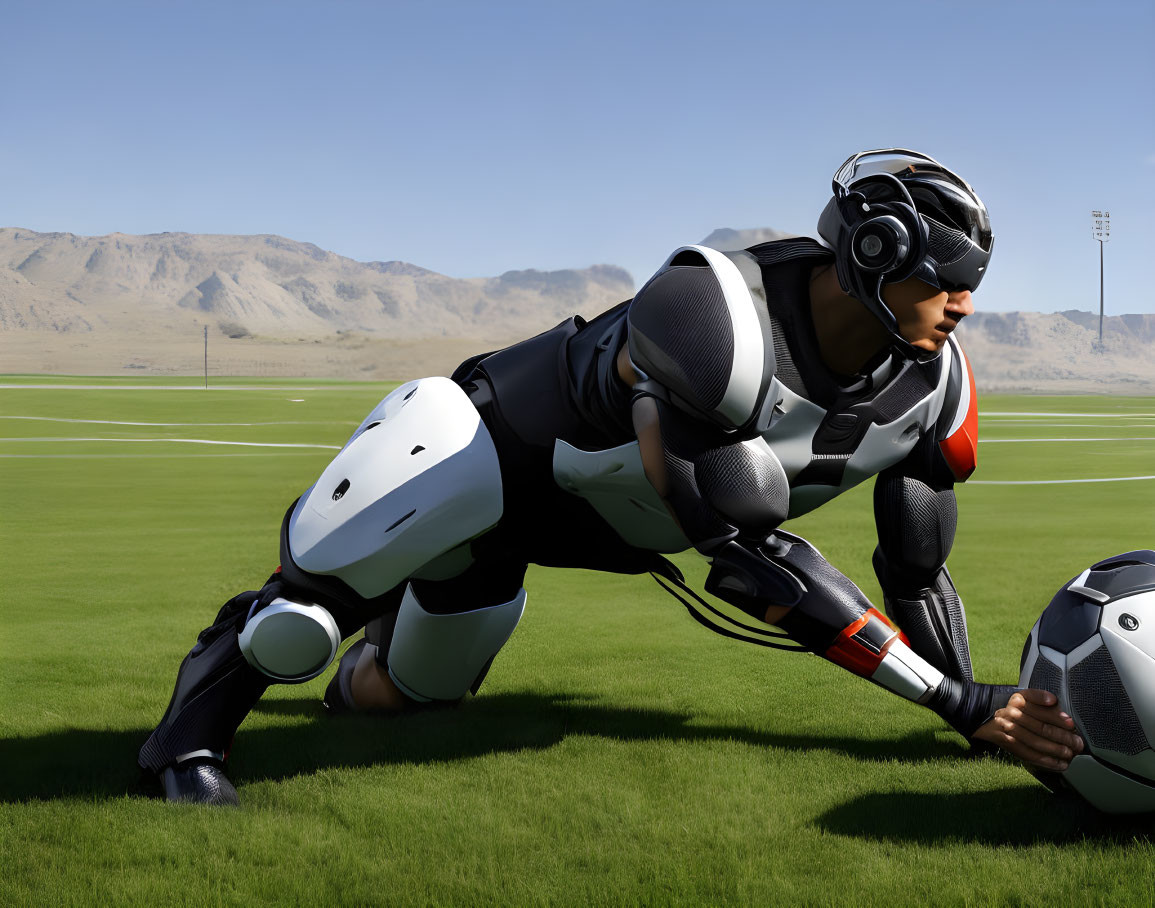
1, 226, 1152, 392
0, 228, 632, 340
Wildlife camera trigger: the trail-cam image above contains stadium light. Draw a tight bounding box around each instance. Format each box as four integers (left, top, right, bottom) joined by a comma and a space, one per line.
1091, 210, 1111, 351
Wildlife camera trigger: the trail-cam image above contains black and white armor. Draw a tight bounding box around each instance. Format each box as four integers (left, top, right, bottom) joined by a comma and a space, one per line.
140, 236, 998, 805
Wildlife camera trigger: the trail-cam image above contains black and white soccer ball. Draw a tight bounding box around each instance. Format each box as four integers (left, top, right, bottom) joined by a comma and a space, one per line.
1019, 550, 1155, 814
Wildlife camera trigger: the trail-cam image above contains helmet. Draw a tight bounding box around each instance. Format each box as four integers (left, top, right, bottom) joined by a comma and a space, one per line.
816, 149, 994, 362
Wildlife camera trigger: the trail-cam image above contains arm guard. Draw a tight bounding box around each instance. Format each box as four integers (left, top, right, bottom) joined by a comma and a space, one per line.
704, 532, 1012, 740
643, 395, 789, 552
872, 433, 974, 682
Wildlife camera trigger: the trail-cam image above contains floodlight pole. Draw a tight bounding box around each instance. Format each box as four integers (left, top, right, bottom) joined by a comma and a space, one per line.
204, 325, 208, 389
1091, 210, 1110, 352
1098, 240, 1104, 348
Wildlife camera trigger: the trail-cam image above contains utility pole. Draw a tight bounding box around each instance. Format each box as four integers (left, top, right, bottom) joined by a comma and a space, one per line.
204, 325, 208, 388
1091, 210, 1110, 351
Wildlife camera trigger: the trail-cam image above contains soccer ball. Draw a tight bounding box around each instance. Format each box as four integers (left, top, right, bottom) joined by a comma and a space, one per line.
1018, 550, 1155, 814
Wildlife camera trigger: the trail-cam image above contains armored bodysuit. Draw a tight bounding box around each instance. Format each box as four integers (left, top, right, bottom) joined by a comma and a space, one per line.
140, 238, 1000, 798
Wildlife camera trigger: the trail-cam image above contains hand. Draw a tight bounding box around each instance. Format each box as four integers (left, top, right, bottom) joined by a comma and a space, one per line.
971, 689, 1084, 771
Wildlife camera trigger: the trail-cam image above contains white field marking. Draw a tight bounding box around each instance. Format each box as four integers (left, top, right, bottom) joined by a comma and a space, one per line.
982, 411, 1155, 418
0, 452, 328, 459
978, 437, 1155, 443
0, 416, 352, 427
0, 437, 341, 449
0, 383, 352, 391
971, 476, 1155, 485
287, 399, 305, 402
979, 421, 1155, 428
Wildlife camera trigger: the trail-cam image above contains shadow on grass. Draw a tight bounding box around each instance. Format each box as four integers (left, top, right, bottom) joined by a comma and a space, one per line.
4, 691, 955, 804
816, 788, 1153, 845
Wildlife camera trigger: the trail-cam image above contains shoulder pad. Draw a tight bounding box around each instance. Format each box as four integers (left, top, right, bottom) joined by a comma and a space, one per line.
627, 245, 772, 429
936, 337, 978, 482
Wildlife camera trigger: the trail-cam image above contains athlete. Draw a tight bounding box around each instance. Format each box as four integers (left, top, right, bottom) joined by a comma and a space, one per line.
140, 149, 1084, 805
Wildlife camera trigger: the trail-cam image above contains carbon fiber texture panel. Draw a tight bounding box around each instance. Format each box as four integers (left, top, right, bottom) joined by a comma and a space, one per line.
874, 472, 957, 584
1068, 644, 1149, 756
629, 267, 733, 412
661, 445, 736, 548
926, 217, 972, 265
696, 443, 788, 533
871, 363, 936, 424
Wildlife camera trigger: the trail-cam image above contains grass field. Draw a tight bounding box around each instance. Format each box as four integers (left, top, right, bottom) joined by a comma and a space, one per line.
1, 375, 1153, 905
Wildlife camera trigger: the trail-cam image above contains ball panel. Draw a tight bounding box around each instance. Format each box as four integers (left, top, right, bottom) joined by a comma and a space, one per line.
1067, 643, 1149, 757
1036, 588, 1103, 654
1063, 754, 1155, 815
1017, 623, 1043, 689
1100, 625, 1155, 749
1027, 650, 1063, 700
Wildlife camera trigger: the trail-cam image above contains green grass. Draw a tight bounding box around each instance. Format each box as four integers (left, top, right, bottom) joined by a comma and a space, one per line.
1, 381, 1153, 905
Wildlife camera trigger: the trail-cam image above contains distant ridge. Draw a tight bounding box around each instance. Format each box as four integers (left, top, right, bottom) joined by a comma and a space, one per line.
1, 226, 1152, 391
0, 228, 633, 340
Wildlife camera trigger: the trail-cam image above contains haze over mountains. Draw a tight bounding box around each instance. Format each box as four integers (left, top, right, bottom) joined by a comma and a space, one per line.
1, 226, 1152, 392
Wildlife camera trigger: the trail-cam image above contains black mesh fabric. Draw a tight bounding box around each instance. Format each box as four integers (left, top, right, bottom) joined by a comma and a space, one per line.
696, 444, 789, 533
926, 217, 973, 266
1028, 651, 1064, 698
768, 313, 808, 398
1068, 644, 1149, 756
661, 445, 736, 549
871, 362, 937, 424
874, 471, 957, 587
628, 267, 733, 413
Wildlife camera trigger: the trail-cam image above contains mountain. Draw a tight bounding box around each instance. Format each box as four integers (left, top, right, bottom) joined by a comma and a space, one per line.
1, 226, 1152, 391
0, 228, 633, 340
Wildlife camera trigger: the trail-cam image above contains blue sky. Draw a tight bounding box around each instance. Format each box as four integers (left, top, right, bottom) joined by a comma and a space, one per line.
3, 0, 1152, 313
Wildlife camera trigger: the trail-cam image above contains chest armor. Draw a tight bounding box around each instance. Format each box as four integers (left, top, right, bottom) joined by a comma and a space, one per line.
552, 245, 953, 551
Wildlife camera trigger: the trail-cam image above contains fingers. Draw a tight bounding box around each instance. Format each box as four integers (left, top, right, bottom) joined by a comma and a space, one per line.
1010, 690, 1085, 752
993, 715, 1078, 764
1016, 688, 1056, 707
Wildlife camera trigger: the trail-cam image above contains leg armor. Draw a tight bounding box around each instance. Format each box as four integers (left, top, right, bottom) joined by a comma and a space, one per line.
138, 580, 282, 783
141, 376, 508, 800
705, 533, 1014, 739
384, 583, 526, 702
873, 469, 974, 681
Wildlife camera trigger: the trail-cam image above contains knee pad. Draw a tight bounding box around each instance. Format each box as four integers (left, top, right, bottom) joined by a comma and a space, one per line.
385, 583, 526, 702
238, 597, 341, 682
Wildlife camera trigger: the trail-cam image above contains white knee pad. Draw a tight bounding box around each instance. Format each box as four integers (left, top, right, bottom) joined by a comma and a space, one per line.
238, 598, 341, 682
386, 583, 526, 702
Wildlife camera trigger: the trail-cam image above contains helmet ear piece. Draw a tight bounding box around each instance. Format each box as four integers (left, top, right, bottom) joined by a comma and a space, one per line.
846, 202, 925, 281
849, 215, 909, 274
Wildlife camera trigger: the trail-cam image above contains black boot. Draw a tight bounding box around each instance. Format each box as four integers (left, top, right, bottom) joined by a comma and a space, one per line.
138, 581, 285, 805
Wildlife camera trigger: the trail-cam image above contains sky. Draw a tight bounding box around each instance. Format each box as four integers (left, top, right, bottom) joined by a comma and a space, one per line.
2, 0, 1153, 314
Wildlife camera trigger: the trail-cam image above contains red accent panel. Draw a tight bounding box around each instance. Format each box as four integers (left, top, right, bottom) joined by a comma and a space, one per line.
939, 348, 978, 481
274, 565, 283, 574
824, 608, 899, 677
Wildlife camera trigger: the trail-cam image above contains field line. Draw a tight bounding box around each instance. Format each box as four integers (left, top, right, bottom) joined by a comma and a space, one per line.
0, 383, 348, 391
982, 411, 1155, 418
978, 437, 1155, 443
970, 476, 1155, 485
982, 423, 1155, 429
0, 437, 341, 449
0, 452, 329, 459
0, 416, 353, 427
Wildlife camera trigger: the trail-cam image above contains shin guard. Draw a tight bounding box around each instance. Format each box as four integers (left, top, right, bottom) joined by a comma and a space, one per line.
138, 581, 285, 774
